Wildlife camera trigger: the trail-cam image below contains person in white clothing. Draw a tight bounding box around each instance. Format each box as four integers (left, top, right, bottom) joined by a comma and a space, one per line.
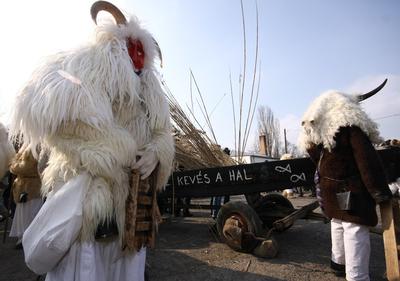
9, 147, 43, 248
10, 1, 174, 280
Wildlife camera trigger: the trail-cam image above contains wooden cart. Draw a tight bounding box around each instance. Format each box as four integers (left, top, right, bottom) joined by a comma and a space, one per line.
159, 146, 400, 279
160, 156, 325, 247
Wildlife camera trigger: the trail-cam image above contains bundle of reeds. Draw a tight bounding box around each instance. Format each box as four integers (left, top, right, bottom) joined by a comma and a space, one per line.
164, 85, 236, 170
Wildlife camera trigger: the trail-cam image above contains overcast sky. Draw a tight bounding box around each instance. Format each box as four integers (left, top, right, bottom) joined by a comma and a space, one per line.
0, 0, 399, 152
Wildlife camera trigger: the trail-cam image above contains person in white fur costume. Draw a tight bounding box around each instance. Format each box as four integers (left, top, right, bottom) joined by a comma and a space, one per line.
9, 1, 174, 281
9, 146, 43, 249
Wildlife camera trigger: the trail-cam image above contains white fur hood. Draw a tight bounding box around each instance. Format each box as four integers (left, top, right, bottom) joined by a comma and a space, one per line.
94, 16, 161, 70
298, 90, 382, 152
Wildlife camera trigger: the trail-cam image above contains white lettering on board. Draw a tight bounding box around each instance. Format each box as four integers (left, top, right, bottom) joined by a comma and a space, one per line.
236, 170, 243, 181
204, 173, 211, 184
229, 170, 235, 181
243, 169, 252, 180
177, 176, 184, 186
215, 172, 223, 183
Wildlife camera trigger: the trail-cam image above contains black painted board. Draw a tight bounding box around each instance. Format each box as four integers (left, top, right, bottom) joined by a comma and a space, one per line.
160, 157, 316, 198
159, 147, 398, 199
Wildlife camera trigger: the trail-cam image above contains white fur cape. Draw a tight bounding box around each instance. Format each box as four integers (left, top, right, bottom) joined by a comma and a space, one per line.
0, 122, 15, 179
10, 17, 174, 243
298, 90, 382, 153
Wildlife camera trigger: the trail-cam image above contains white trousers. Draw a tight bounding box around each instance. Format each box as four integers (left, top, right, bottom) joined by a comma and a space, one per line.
331, 218, 370, 281
10, 198, 43, 239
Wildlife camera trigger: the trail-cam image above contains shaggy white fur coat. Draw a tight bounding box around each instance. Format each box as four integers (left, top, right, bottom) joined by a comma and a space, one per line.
298, 90, 382, 152
10, 17, 174, 243
0, 122, 15, 179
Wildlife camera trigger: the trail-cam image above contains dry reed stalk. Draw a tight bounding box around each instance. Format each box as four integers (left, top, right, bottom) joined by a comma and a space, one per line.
189, 69, 218, 144
237, 0, 247, 157
241, 0, 260, 153
229, 72, 237, 156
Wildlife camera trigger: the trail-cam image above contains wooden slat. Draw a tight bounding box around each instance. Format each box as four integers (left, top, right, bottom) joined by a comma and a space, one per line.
137, 209, 151, 218
138, 180, 151, 193
392, 200, 400, 237
381, 200, 400, 281
392, 200, 400, 260
136, 221, 151, 232
123, 169, 141, 251
138, 196, 152, 205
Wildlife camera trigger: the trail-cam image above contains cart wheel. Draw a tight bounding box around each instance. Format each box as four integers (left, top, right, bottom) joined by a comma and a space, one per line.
216, 201, 265, 251
254, 192, 295, 231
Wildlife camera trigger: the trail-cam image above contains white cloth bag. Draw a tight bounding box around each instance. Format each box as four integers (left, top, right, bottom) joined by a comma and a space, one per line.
22, 173, 89, 274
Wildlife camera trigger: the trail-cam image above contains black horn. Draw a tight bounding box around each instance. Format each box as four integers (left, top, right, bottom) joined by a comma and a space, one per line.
91, 1, 127, 25
358, 79, 388, 102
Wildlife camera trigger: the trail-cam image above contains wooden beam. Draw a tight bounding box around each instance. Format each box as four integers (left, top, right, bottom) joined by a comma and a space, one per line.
381, 200, 400, 281
272, 201, 319, 232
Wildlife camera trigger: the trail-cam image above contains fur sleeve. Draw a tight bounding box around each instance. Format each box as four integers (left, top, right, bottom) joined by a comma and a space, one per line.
141, 70, 174, 191
46, 121, 137, 182
349, 126, 392, 203
306, 143, 322, 166
10, 55, 114, 149
9, 40, 140, 150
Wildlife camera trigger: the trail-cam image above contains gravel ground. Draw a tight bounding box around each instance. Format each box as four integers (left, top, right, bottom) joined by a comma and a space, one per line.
0, 195, 387, 281
147, 196, 387, 281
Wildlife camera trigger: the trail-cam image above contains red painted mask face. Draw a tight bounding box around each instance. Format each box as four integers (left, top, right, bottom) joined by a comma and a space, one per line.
127, 39, 145, 71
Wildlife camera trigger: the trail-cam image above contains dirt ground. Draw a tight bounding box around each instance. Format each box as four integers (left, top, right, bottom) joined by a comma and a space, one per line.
0, 195, 387, 281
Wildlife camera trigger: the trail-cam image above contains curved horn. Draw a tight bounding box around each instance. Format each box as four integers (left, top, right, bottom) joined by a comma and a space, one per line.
358, 79, 388, 102
152, 38, 163, 67
90, 1, 127, 25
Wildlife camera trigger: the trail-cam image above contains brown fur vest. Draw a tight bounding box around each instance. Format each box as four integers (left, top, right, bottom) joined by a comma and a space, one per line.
10, 148, 41, 203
